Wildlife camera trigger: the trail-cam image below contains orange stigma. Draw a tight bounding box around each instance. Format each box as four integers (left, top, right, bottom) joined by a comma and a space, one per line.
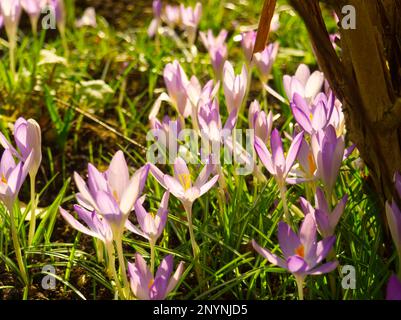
295, 244, 305, 258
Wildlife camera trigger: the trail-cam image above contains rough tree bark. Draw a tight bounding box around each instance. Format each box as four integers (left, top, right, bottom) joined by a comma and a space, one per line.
285, 0, 401, 205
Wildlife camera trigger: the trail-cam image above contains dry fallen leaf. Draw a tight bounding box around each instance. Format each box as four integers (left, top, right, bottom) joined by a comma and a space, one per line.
253, 0, 277, 55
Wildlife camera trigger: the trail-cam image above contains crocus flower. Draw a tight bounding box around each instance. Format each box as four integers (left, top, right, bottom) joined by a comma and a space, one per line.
0, 0, 22, 37
163, 60, 191, 119
0, 0, 22, 77
311, 125, 345, 199
299, 188, 348, 237
21, 0, 44, 34
223, 61, 248, 115
241, 30, 257, 64
0, 117, 42, 178
73, 151, 149, 236
287, 137, 317, 184
252, 214, 337, 298
126, 191, 169, 242
283, 64, 325, 103
60, 205, 113, 245
198, 98, 238, 147
180, 2, 202, 45
0, 149, 33, 211
386, 274, 401, 300
150, 157, 218, 212
248, 100, 273, 144
291, 92, 335, 135
128, 253, 184, 300
254, 128, 304, 187
164, 5, 180, 28
254, 42, 279, 83
75, 7, 97, 28
200, 30, 228, 79
148, 0, 162, 37
149, 115, 181, 160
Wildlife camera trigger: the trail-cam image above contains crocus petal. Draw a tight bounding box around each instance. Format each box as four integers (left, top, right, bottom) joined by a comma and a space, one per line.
308, 260, 338, 275
305, 71, 324, 100
59, 207, 103, 241
284, 131, 304, 176
149, 163, 167, 188
164, 175, 185, 198
166, 261, 185, 295
299, 214, 317, 262
277, 221, 301, 258
315, 236, 336, 264
271, 129, 285, 172
252, 239, 286, 268
254, 136, 275, 175
314, 209, 331, 237
287, 255, 308, 273
198, 175, 219, 197
125, 219, 150, 240
106, 150, 129, 201
119, 164, 150, 214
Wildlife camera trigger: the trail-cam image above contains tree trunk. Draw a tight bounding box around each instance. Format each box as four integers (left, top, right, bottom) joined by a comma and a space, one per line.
287, 0, 401, 205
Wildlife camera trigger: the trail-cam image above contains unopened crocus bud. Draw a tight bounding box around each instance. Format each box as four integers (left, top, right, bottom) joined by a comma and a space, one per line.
0, 0, 22, 43
248, 100, 273, 144
241, 31, 257, 64
14, 118, 42, 178
254, 42, 279, 83
223, 61, 248, 114
164, 5, 180, 28
75, 7, 97, 28
180, 2, 202, 45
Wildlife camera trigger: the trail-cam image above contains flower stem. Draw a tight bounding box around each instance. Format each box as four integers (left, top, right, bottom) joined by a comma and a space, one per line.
28, 175, 37, 246
295, 275, 304, 300
116, 236, 130, 298
279, 184, 292, 226
150, 238, 156, 276
185, 204, 202, 283
105, 242, 124, 299
9, 206, 28, 285
9, 40, 16, 82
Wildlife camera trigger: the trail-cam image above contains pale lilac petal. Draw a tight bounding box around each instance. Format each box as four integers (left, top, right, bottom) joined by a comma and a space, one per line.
287, 255, 308, 273
308, 260, 338, 275
277, 222, 301, 258
254, 136, 275, 175
198, 175, 219, 197
60, 207, 102, 241
315, 236, 336, 264
252, 240, 286, 268
166, 261, 184, 295
284, 131, 304, 176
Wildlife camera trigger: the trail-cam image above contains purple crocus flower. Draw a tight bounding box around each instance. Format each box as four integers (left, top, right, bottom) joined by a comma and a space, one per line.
283, 64, 325, 102
128, 253, 184, 300
299, 188, 348, 237
0, 117, 42, 178
75, 7, 97, 28
254, 128, 304, 187
254, 42, 279, 83
0, 149, 33, 211
149, 115, 181, 158
199, 29, 227, 51
386, 274, 401, 300
126, 191, 169, 242
150, 157, 218, 212
200, 30, 228, 79
311, 125, 345, 199
241, 30, 257, 64
60, 205, 113, 245
0, 0, 21, 42
163, 60, 191, 119
248, 100, 273, 144
223, 61, 248, 115
252, 214, 337, 298
180, 2, 202, 45
73, 151, 150, 236
291, 92, 335, 135
148, 0, 162, 37
198, 97, 238, 146
164, 5, 180, 28
21, 0, 44, 33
